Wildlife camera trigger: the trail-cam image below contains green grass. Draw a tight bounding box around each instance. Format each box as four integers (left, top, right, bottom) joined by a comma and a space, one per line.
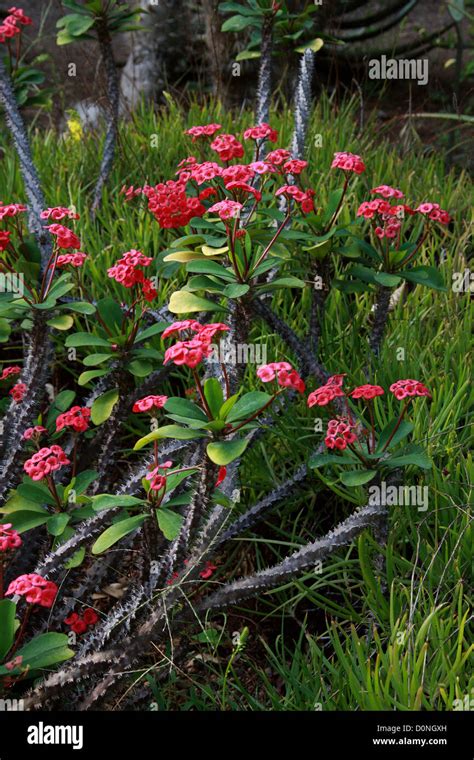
0, 93, 472, 711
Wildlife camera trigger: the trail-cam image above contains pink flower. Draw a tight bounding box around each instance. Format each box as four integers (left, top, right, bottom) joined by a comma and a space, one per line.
23, 425, 47, 440
0, 523, 22, 552
146, 461, 173, 491
164, 338, 211, 369
307, 381, 345, 407
207, 199, 243, 221
185, 123, 222, 141
120, 185, 142, 201
6, 574, 58, 609
243, 123, 278, 142
324, 416, 358, 451
162, 320, 202, 340
257, 362, 305, 393
350, 384, 384, 400
56, 406, 91, 433
370, 185, 404, 200
275, 184, 315, 213
0, 202, 27, 219
222, 164, 255, 185
1, 365, 21, 381
226, 181, 261, 201
4, 656, 23, 672
389, 379, 431, 400
24, 445, 70, 481
46, 223, 81, 249
266, 149, 291, 166
56, 252, 87, 268
416, 203, 451, 225
187, 161, 223, 185
283, 159, 308, 175
248, 161, 275, 175
9, 382, 26, 403
132, 395, 168, 413
40, 207, 79, 221
331, 151, 366, 174
210, 133, 244, 162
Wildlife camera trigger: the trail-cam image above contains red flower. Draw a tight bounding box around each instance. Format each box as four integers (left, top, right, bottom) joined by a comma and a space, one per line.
6, 574, 58, 608
56, 406, 91, 433
283, 159, 307, 175
222, 164, 255, 185
210, 133, 244, 162
215, 466, 227, 486
23, 425, 47, 440
307, 381, 346, 407
266, 149, 291, 166
187, 161, 223, 185
9, 382, 26, 403
416, 203, 450, 225
46, 223, 81, 249
146, 461, 173, 492
82, 608, 99, 626
199, 561, 217, 580
0, 202, 27, 219
389, 379, 431, 400
243, 123, 278, 142
132, 395, 168, 413
1, 365, 21, 381
161, 320, 202, 340
350, 384, 384, 400
207, 199, 242, 220
164, 338, 211, 369
56, 252, 87, 268
0, 230, 11, 250
0, 523, 22, 552
257, 362, 305, 393
40, 207, 79, 221
64, 607, 99, 634
331, 151, 365, 174
143, 180, 205, 229
185, 123, 222, 141
226, 181, 261, 201
24, 445, 70, 481
325, 417, 358, 451
370, 185, 404, 200
275, 184, 315, 213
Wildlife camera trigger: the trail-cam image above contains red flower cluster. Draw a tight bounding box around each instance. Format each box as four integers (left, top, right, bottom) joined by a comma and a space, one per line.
23, 425, 47, 440
56, 252, 87, 268
1, 365, 21, 380
24, 445, 70, 481
210, 133, 244, 162
243, 123, 278, 142
0, 202, 27, 219
199, 561, 217, 579
185, 123, 222, 141
132, 395, 168, 413
64, 608, 99, 635
56, 406, 91, 433
325, 417, 358, 450
6, 574, 58, 608
46, 223, 81, 249
257, 362, 305, 393
275, 184, 315, 213
283, 159, 308, 175
0, 523, 22, 552
0, 7, 32, 43
143, 180, 205, 229
107, 249, 157, 301
9, 382, 26, 403
416, 203, 451, 225
208, 199, 243, 221
184, 161, 222, 185
0, 230, 11, 250
40, 207, 79, 221
163, 322, 229, 369
370, 185, 404, 199
307, 376, 346, 407
146, 460, 173, 492
350, 384, 384, 400
331, 151, 366, 175
389, 379, 431, 400
266, 148, 291, 166
221, 164, 255, 185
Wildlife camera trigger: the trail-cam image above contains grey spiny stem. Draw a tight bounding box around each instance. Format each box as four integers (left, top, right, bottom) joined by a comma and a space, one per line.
196, 501, 387, 612
91, 24, 120, 215
0, 58, 52, 272
368, 285, 392, 360
255, 15, 273, 135
290, 50, 315, 161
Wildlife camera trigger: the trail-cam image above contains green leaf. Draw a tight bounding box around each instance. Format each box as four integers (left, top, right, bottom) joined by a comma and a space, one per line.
226, 391, 271, 423
223, 283, 250, 298
204, 378, 224, 418
339, 470, 378, 487
448, 0, 464, 23
168, 290, 226, 313
71, 469, 99, 495
134, 425, 207, 451
376, 419, 414, 453
309, 452, 356, 468
46, 314, 74, 330
207, 439, 249, 465
83, 353, 113, 366
78, 369, 108, 386
373, 272, 401, 287
156, 508, 183, 541
60, 301, 96, 315
186, 260, 236, 280
91, 494, 146, 512
64, 546, 86, 569
65, 332, 111, 348
51, 389, 76, 412
0, 633, 74, 674
127, 359, 153, 377
6, 510, 50, 533
17, 481, 56, 505
0, 600, 17, 660
221, 14, 257, 32
398, 266, 446, 291
218, 393, 240, 420
295, 37, 324, 53
383, 445, 432, 470
91, 388, 119, 425
97, 297, 124, 332
92, 514, 147, 554
164, 397, 208, 422
134, 322, 167, 342
47, 513, 70, 537
258, 276, 305, 290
